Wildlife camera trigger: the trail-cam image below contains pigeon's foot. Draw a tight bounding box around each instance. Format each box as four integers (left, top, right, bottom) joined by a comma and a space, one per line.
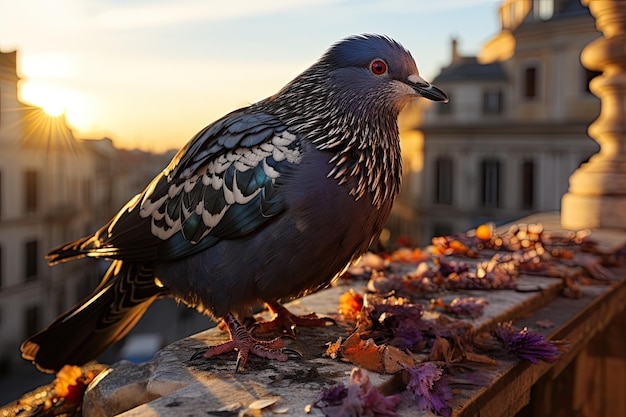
252, 301, 335, 336
200, 313, 300, 371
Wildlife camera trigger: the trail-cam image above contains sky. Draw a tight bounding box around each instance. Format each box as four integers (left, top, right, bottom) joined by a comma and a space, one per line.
0, 0, 502, 152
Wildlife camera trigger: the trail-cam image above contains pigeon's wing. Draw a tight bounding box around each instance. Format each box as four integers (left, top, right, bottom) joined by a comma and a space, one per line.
47, 107, 303, 263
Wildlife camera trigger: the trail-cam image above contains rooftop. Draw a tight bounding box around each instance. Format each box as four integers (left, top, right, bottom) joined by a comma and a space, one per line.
434, 58, 507, 84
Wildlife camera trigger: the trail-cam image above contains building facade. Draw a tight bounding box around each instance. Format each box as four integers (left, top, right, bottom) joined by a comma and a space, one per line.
0, 50, 100, 369
0, 50, 176, 370
412, 0, 601, 243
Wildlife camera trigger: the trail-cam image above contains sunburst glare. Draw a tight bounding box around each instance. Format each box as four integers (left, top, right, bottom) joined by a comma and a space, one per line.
20, 106, 81, 154
19, 81, 91, 131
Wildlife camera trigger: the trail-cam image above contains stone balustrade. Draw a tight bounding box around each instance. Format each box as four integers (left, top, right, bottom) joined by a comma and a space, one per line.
562, 0, 626, 230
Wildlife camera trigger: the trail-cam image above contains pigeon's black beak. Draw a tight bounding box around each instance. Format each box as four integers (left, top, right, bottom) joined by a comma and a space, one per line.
407, 74, 448, 103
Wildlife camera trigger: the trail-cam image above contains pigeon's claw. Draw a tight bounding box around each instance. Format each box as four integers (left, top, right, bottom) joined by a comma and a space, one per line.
201, 313, 290, 372
252, 302, 336, 336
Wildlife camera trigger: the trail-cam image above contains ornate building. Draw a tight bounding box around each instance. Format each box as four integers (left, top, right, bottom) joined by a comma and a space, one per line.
411, 0, 601, 243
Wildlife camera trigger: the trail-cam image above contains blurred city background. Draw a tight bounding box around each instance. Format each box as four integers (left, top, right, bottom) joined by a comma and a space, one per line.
0, 0, 602, 404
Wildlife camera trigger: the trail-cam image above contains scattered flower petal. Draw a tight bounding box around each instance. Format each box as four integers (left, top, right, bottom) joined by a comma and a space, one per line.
339, 290, 364, 321
432, 297, 488, 318
316, 384, 347, 405
403, 362, 453, 417
314, 368, 400, 417
390, 247, 429, 263
492, 322, 560, 364
448, 297, 488, 318
362, 295, 428, 349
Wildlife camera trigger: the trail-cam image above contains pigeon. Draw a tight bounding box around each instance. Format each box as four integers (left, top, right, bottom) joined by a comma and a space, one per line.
21, 34, 448, 372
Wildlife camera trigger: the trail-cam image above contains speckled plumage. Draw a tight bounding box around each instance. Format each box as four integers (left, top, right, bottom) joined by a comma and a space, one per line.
21, 34, 447, 372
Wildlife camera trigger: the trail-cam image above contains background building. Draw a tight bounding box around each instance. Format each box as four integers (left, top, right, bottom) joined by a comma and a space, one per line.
0, 49, 96, 370
390, 0, 602, 245
0, 50, 202, 377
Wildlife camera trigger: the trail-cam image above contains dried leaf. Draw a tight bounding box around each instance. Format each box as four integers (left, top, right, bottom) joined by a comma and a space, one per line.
429, 337, 496, 365
340, 332, 414, 374
326, 338, 343, 359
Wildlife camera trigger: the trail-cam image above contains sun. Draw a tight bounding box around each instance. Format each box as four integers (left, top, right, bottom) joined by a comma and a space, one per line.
21, 82, 68, 116
20, 81, 92, 129
42, 101, 66, 117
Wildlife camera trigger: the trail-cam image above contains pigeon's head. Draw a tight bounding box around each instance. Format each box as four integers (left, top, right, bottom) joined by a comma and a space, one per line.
260, 35, 446, 206
266, 34, 447, 121
319, 34, 448, 113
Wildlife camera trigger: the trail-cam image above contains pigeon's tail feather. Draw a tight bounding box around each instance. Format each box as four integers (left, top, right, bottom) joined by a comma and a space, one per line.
45, 235, 94, 265
21, 260, 166, 373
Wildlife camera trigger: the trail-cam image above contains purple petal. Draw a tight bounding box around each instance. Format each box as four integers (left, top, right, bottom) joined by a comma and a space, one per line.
492, 322, 560, 363
316, 384, 348, 405
448, 297, 488, 318
403, 362, 453, 417
315, 368, 400, 417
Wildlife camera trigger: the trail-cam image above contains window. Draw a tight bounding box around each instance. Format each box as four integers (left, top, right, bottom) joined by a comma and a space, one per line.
434, 157, 453, 205
25, 240, 38, 281
24, 305, 40, 339
24, 170, 38, 213
480, 159, 501, 208
522, 160, 535, 210
523, 67, 537, 99
483, 90, 503, 114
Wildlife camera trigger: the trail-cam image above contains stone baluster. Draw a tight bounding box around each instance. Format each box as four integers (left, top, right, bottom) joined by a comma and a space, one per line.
561, 0, 626, 230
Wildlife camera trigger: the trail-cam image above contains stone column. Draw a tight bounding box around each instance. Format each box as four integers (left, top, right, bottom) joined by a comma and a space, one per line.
561, 0, 626, 230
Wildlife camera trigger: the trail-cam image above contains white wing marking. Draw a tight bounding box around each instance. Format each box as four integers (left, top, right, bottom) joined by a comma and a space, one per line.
140, 130, 302, 240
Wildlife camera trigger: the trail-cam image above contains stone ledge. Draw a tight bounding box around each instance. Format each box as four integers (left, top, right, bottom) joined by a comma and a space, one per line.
83, 277, 576, 416
78, 213, 626, 416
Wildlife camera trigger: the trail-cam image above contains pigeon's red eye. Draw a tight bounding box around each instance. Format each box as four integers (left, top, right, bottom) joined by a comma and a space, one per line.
370, 59, 387, 75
